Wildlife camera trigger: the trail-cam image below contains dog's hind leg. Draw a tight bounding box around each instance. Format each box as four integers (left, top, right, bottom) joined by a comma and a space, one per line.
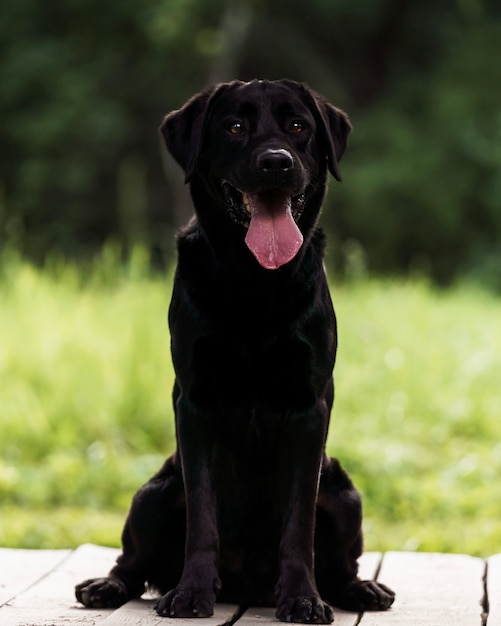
75, 454, 186, 608
314, 457, 395, 612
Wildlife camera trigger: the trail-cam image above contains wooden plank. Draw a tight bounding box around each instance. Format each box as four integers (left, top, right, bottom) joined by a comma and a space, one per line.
3, 547, 490, 625
487, 553, 501, 624
236, 606, 281, 626
101, 599, 239, 626
0, 544, 120, 625
358, 551, 383, 581
236, 552, 383, 626
358, 551, 486, 625
0, 548, 70, 607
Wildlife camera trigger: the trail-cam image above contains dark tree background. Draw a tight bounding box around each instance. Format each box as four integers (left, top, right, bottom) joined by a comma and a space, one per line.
1, 0, 500, 286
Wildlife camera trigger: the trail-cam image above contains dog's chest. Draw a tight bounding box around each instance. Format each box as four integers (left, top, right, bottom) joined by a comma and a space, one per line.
171, 239, 336, 412
190, 331, 317, 411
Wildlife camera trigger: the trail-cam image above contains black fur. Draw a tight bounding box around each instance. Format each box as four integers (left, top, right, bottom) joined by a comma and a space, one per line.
75, 80, 395, 623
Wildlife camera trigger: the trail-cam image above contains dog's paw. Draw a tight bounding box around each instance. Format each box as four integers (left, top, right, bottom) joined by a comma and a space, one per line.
336, 579, 395, 612
155, 586, 216, 618
75, 577, 129, 608
276, 595, 334, 624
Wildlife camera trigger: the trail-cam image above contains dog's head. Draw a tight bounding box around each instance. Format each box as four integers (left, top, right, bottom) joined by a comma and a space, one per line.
161, 80, 351, 270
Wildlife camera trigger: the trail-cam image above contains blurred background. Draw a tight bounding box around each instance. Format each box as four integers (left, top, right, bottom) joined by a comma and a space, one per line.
1, 0, 500, 286
1, 0, 501, 555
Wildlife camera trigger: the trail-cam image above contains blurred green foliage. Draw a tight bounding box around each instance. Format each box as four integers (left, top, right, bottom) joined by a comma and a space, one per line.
1, 250, 501, 554
0, 1, 500, 286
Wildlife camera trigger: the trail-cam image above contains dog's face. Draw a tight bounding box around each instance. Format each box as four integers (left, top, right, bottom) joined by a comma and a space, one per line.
162, 80, 351, 269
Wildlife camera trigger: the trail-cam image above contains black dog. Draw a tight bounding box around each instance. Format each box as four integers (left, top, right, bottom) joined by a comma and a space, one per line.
75, 80, 395, 623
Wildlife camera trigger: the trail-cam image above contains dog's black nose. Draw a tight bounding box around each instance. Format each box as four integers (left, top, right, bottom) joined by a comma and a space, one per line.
257, 149, 294, 172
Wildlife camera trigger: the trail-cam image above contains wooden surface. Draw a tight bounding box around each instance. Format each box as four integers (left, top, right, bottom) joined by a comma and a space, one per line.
0, 544, 494, 625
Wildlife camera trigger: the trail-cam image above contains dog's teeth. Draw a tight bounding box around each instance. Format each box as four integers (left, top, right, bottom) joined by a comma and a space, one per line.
242, 193, 251, 214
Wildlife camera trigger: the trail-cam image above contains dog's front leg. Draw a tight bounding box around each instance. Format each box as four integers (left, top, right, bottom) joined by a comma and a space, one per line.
155, 397, 221, 618
275, 407, 334, 624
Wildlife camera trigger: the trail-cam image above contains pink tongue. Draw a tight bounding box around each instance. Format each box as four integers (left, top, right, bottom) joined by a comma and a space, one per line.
244, 191, 303, 270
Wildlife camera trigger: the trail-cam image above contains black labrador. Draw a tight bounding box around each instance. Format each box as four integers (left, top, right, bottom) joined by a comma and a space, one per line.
75, 79, 395, 623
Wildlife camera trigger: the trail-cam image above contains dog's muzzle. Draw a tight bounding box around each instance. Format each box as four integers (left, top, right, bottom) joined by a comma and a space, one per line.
221, 181, 306, 270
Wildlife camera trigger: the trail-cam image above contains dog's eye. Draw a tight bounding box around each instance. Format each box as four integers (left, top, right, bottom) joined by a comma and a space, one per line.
228, 121, 244, 135
289, 120, 305, 133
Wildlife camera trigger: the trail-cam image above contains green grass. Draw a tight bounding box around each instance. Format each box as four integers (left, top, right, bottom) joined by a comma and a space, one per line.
331, 279, 501, 555
1, 248, 501, 556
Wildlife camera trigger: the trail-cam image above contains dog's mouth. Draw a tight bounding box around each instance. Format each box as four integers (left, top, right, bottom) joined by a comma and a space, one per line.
221, 181, 305, 270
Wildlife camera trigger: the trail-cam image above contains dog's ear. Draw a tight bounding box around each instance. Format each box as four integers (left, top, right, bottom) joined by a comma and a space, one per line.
160, 83, 229, 183
320, 102, 352, 182
299, 85, 352, 182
